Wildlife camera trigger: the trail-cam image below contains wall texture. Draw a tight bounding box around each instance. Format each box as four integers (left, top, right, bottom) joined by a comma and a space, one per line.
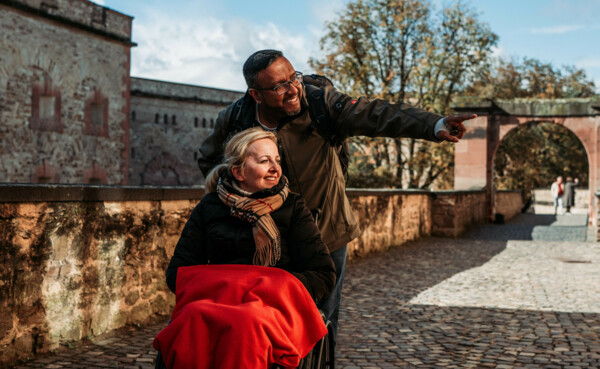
495, 190, 525, 222
0, 0, 134, 185
431, 191, 488, 237
129, 78, 244, 186
0, 185, 494, 366
346, 189, 433, 260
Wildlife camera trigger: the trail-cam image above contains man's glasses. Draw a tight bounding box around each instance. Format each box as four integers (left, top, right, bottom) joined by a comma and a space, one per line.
256, 72, 303, 96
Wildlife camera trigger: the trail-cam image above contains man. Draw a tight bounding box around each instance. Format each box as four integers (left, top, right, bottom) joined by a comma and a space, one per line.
197, 49, 476, 345
551, 176, 564, 215
564, 177, 579, 214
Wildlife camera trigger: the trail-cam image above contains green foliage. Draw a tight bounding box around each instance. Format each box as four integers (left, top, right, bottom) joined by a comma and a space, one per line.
494, 122, 588, 196
310, 0, 497, 189
464, 57, 597, 99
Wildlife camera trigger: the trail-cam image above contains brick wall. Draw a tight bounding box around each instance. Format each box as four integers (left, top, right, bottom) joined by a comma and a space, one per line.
0, 185, 488, 366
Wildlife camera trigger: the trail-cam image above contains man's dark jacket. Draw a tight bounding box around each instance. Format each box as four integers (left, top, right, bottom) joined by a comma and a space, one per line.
197, 84, 443, 253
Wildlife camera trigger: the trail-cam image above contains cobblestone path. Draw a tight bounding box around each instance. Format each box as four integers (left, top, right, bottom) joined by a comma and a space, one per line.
11, 214, 600, 368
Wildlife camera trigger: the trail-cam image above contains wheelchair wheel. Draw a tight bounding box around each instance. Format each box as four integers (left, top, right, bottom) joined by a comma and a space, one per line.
155, 350, 167, 369
310, 320, 334, 369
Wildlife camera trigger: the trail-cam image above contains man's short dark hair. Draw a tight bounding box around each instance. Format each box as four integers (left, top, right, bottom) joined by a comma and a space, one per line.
242, 49, 284, 89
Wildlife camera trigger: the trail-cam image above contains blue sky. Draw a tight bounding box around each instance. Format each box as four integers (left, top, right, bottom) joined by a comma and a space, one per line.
95, 0, 600, 93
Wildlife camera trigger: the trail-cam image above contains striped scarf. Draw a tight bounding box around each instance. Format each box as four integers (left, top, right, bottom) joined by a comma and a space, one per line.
217, 175, 289, 266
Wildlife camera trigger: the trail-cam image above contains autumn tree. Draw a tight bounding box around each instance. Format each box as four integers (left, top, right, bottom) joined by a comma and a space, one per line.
464, 57, 597, 99
494, 122, 588, 197
310, 0, 497, 188
465, 57, 595, 196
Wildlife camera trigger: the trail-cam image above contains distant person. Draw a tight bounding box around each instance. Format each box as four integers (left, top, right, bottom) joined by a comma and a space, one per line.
564, 177, 579, 214
550, 176, 564, 215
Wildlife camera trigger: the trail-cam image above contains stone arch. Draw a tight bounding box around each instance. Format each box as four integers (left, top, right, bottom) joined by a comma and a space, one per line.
453, 98, 600, 223
141, 153, 182, 186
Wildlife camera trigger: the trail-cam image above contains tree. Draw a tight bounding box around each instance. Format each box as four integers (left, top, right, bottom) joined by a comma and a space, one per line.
310, 0, 498, 189
466, 57, 595, 197
464, 57, 597, 99
494, 122, 588, 196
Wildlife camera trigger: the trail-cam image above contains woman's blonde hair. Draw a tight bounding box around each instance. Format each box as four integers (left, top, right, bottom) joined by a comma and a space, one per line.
204, 127, 278, 192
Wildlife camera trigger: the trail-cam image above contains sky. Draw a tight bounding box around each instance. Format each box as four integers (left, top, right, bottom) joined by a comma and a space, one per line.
94, 0, 600, 93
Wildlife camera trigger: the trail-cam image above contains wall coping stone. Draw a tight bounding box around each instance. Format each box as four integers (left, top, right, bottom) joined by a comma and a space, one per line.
0, 184, 489, 202
0, 184, 205, 202
452, 97, 600, 117
346, 188, 432, 196
1, 0, 136, 46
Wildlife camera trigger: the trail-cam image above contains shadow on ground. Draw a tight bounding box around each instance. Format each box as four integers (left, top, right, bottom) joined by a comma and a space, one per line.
338, 213, 599, 368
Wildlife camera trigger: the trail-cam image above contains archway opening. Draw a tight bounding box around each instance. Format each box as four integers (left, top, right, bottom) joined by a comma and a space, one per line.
493, 121, 589, 214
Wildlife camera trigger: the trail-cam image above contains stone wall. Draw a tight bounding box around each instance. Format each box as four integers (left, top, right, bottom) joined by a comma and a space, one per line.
494, 190, 524, 222
346, 189, 432, 260
431, 190, 488, 237
129, 78, 244, 186
532, 188, 590, 208
596, 192, 600, 241
0, 0, 134, 185
0, 186, 205, 366
0, 185, 488, 366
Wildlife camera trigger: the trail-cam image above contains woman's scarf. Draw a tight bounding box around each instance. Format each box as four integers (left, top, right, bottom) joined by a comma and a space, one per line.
217, 175, 289, 266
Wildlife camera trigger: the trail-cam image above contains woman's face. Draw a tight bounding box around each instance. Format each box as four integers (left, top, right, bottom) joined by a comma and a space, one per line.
233, 138, 281, 193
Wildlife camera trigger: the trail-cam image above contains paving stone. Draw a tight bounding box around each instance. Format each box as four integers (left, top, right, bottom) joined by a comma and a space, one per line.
9, 213, 600, 368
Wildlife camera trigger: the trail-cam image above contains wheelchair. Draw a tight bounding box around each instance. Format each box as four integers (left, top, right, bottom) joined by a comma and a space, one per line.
154, 315, 335, 369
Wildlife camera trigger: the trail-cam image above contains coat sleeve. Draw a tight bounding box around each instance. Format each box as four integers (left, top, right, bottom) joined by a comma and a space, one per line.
197, 105, 234, 178
322, 87, 443, 141
285, 196, 336, 304
166, 202, 209, 293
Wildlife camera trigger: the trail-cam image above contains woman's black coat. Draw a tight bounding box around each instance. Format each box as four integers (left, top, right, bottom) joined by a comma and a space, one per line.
166, 191, 336, 303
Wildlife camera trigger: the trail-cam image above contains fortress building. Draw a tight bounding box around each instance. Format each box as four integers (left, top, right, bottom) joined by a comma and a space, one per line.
0, 0, 243, 186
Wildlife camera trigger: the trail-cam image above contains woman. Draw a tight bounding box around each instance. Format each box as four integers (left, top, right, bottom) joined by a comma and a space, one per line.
155, 127, 335, 369
165, 127, 335, 301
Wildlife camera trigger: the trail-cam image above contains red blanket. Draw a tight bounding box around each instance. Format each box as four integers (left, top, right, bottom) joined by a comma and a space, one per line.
153, 264, 328, 369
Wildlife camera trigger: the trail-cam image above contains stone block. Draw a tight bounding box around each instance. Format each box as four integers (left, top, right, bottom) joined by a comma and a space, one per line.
129, 302, 151, 325
124, 290, 139, 306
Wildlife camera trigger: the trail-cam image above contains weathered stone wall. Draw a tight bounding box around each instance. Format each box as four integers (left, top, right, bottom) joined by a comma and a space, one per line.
0, 0, 133, 185
129, 78, 244, 186
0, 186, 205, 366
495, 190, 524, 222
0, 185, 487, 366
431, 190, 488, 237
346, 189, 432, 261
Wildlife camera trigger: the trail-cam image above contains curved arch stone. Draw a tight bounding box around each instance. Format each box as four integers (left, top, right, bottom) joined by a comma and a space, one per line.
452, 97, 600, 223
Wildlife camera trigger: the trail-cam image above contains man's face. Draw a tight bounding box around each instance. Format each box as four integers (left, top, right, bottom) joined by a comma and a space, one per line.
252, 57, 302, 117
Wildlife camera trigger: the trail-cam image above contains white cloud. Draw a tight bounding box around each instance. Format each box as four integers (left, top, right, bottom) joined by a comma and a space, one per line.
530, 25, 583, 34
130, 13, 314, 91
89, 0, 106, 5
